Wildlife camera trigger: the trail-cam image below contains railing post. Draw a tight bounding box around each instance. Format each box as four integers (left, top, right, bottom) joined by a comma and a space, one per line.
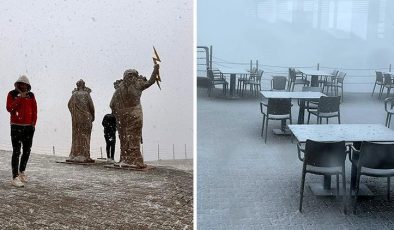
184, 144, 187, 159
317, 63, 320, 70
100, 147, 103, 158
173, 144, 175, 160
52, 146, 55, 155
157, 144, 160, 161
389, 64, 392, 72
256, 60, 259, 71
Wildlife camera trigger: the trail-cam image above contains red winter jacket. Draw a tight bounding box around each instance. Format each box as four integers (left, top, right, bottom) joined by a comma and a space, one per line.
6, 90, 37, 126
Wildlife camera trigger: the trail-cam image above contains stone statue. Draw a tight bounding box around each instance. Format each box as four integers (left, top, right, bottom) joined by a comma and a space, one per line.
110, 64, 159, 168
67, 79, 95, 163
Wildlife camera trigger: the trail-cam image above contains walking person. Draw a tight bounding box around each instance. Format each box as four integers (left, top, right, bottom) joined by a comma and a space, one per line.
6, 75, 37, 187
102, 112, 117, 162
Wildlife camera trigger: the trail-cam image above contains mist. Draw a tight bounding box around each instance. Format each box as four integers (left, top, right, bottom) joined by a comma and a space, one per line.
0, 0, 193, 161
198, 0, 394, 92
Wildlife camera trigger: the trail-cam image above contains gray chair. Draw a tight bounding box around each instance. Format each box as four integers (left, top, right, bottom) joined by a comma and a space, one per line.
237, 73, 249, 94
307, 96, 341, 124
243, 69, 264, 96
380, 73, 394, 99
372, 71, 384, 97
301, 86, 322, 110
298, 140, 347, 213
288, 68, 309, 92
271, 76, 287, 91
207, 68, 228, 97
385, 97, 394, 127
260, 98, 292, 143
319, 70, 338, 88
351, 142, 394, 213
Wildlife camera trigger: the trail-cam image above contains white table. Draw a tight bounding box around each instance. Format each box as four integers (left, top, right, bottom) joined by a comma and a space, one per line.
289, 124, 394, 196
260, 91, 326, 124
297, 69, 333, 87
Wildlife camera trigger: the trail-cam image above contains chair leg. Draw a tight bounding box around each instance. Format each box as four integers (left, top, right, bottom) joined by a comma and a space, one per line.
341, 86, 344, 102
326, 118, 329, 124
307, 112, 311, 124
388, 177, 391, 201
264, 117, 269, 143
299, 170, 306, 212
342, 168, 347, 214
336, 174, 340, 195
353, 173, 361, 214
372, 82, 377, 96
386, 113, 390, 127
389, 114, 392, 128
261, 115, 266, 138
338, 115, 341, 124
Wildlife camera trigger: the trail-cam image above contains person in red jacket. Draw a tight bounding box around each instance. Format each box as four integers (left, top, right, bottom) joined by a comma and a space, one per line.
6, 75, 37, 187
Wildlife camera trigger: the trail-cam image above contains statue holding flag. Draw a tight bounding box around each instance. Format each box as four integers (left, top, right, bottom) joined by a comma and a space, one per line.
110, 52, 160, 168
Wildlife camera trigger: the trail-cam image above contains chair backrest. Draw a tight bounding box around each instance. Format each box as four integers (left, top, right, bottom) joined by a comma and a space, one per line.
376, 71, 383, 82
302, 86, 322, 92
358, 142, 394, 169
207, 69, 214, 80
318, 96, 341, 113
271, 76, 287, 90
288, 68, 296, 81
383, 73, 392, 85
330, 70, 339, 77
336, 72, 346, 84
250, 69, 263, 82
304, 139, 346, 167
267, 98, 291, 115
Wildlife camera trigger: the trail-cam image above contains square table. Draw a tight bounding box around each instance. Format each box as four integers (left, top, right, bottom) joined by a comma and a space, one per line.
288, 124, 394, 196
297, 69, 333, 87
260, 91, 326, 125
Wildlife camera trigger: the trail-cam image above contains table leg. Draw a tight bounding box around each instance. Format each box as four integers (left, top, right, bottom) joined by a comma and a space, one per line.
298, 99, 305, 124
230, 74, 236, 97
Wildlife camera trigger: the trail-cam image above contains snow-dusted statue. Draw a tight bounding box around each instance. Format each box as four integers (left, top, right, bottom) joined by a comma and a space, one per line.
67, 79, 95, 163
110, 64, 159, 168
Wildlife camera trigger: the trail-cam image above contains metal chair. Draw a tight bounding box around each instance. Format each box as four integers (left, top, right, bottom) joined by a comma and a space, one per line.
350, 142, 394, 213
372, 71, 384, 97
260, 98, 292, 143
207, 68, 228, 97
319, 70, 338, 88
385, 97, 394, 127
380, 73, 394, 99
300, 86, 322, 111
298, 140, 347, 213
237, 73, 249, 94
307, 96, 341, 124
271, 76, 287, 91
288, 68, 309, 91
243, 69, 264, 96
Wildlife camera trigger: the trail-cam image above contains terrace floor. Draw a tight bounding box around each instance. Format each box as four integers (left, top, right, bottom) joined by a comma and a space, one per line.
197, 87, 394, 230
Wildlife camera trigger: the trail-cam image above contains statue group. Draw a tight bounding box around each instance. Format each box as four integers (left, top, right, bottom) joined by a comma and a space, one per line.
67, 64, 160, 169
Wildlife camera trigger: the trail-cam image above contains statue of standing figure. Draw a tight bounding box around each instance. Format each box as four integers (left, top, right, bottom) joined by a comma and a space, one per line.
67, 79, 95, 163
110, 64, 159, 168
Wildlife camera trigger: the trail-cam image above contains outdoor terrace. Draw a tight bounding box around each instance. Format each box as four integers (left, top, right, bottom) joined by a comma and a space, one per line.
197, 87, 394, 229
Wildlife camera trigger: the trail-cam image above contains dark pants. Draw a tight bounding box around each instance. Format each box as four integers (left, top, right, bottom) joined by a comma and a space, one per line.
105, 135, 116, 160
11, 125, 35, 179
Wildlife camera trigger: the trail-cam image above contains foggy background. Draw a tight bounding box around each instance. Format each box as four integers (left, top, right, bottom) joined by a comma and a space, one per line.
198, 0, 394, 92
0, 0, 193, 161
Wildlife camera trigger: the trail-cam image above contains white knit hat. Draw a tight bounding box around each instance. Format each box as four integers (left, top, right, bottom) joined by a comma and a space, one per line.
14, 75, 31, 90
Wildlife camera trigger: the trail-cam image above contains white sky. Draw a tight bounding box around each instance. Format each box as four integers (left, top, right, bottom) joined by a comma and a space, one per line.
0, 0, 193, 161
